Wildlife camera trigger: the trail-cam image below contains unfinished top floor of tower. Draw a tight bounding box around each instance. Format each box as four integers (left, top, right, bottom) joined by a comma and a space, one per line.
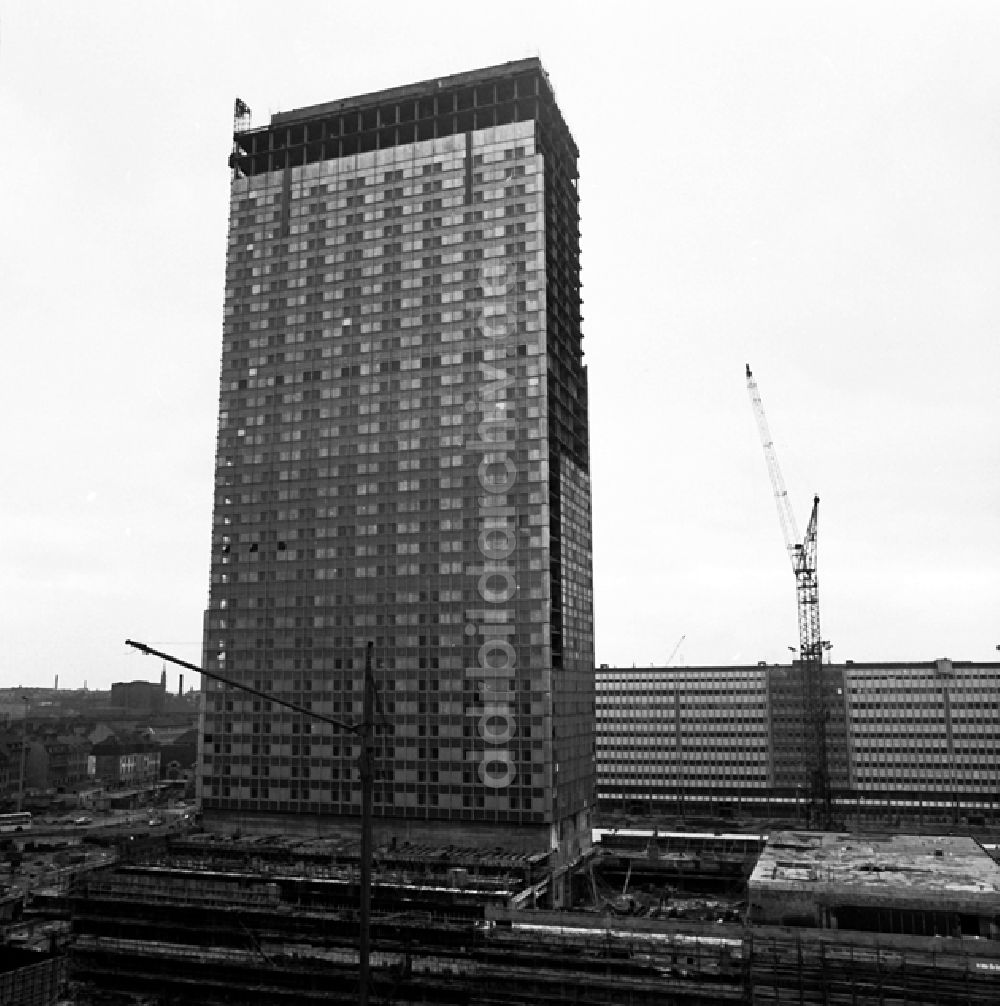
749, 830, 1000, 938
230, 58, 578, 179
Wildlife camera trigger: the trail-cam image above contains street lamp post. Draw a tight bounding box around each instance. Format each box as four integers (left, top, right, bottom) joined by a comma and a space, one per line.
359, 641, 374, 1006
125, 638, 377, 1006
16, 696, 28, 814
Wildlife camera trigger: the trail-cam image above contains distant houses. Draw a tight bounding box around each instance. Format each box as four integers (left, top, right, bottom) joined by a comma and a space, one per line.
0, 681, 198, 811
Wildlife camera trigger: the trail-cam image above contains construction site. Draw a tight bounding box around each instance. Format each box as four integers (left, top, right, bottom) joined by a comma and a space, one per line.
9, 823, 973, 1005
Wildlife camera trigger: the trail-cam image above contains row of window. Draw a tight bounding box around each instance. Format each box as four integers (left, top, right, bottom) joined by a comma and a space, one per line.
236, 165, 531, 215
203, 795, 548, 816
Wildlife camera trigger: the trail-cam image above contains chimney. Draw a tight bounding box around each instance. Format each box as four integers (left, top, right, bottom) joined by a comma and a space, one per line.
178, 674, 184, 697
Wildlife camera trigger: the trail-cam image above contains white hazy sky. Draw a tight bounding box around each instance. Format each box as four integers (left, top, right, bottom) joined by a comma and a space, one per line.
2, 1, 998, 690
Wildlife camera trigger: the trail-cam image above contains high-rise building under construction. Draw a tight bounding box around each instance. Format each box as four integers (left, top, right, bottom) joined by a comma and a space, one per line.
200, 59, 594, 857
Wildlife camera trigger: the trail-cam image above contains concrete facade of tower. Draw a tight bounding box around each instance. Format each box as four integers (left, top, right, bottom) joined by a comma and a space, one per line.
200, 59, 594, 858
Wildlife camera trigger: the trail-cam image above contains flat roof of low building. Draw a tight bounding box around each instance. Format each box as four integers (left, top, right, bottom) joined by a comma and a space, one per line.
750, 831, 1000, 911
175, 831, 549, 869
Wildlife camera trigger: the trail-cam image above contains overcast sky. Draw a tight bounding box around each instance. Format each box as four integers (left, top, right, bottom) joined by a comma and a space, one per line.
2, 1, 998, 690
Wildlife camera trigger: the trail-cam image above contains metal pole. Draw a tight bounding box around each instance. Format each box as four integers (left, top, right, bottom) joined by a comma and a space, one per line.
124, 641, 357, 735
16, 697, 28, 813
359, 640, 374, 1006
125, 638, 375, 1003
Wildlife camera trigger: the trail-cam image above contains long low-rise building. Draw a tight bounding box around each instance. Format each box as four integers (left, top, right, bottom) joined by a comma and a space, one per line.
596, 659, 1000, 822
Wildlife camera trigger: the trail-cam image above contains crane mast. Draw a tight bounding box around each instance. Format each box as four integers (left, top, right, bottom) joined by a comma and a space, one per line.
745, 365, 830, 827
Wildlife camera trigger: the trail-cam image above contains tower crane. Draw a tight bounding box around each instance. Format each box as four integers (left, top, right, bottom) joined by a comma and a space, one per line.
745, 364, 830, 827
